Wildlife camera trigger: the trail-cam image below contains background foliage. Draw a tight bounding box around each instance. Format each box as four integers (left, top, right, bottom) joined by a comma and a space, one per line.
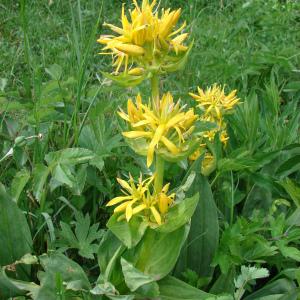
0, 0, 299, 299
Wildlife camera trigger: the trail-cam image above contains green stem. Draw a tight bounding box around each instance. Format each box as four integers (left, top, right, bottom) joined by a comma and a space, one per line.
150, 73, 164, 193
151, 73, 159, 110
154, 155, 164, 193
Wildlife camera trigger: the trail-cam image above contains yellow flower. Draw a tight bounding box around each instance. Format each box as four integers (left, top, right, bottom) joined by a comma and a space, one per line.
220, 130, 229, 146
97, 0, 188, 73
106, 174, 175, 225
202, 152, 216, 176
119, 92, 198, 167
189, 148, 216, 176
189, 84, 239, 120
202, 126, 229, 146
189, 84, 239, 165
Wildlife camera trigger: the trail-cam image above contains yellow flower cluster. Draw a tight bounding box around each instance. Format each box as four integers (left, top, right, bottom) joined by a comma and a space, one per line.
97, 0, 188, 74
190, 84, 239, 120
119, 93, 198, 167
189, 84, 240, 170
106, 174, 175, 225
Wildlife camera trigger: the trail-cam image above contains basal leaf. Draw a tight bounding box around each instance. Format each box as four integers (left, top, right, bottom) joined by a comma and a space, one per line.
121, 257, 159, 298
36, 252, 91, 299
0, 185, 32, 280
32, 164, 50, 202
132, 225, 189, 279
10, 168, 30, 203
175, 175, 219, 278
158, 275, 212, 300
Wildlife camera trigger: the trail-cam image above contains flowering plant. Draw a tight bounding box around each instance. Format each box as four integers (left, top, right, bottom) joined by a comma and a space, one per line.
97, 0, 239, 298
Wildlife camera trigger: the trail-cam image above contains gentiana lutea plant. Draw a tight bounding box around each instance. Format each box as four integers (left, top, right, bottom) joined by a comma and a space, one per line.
98, 0, 239, 297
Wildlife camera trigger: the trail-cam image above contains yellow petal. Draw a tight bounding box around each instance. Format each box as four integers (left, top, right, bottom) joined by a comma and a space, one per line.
118, 110, 130, 121
162, 182, 170, 193
126, 202, 133, 221
128, 67, 144, 76
147, 124, 166, 167
158, 193, 170, 214
123, 131, 152, 138
150, 206, 162, 225
165, 112, 185, 129
104, 22, 125, 35
117, 178, 132, 193
114, 201, 130, 213
132, 120, 151, 127
169, 21, 186, 37
107, 195, 132, 206
189, 92, 201, 100
160, 136, 179, 154
114, 43, 145, 56
132, 204, 147, 215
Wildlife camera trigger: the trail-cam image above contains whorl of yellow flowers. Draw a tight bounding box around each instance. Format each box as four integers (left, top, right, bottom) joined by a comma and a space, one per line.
118, 92, 198, 167
106, 174, 175, 225
97, 0, 188, 74
190, 84, 239, 121
189, 84, 240, 170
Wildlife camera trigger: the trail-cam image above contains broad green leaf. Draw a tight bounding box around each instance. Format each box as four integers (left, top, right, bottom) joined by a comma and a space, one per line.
36, 252, 91, 299
277, 242, 300, 262
52, 163, 75, 189
98, 230, 126, 287
210, 267, 236, 295
131, 225, 189, 279
72, 164, 88, 195
120, 257, 159, 298
0, 267, 39, 299
107, 215, 148, 249
13, 146, 28, 167
242, 185, 273, 216
51, 164, 88, 195
279, 178, 300, 207
90, 281, 135, 299
158, 275, 212, 300
175, 175, 219, 278
57, 213, 103, 259
287, 208, 300, 226
10, 168, 30, 203
107, 295, 135, 300
32, 164, 50, 202
0, 268, 25, 299
45, 64, 63, 81
244, 279, 296, 300
276, 155, 300, 178
38, 148, 97, 196
283, 81, 300, 92
90, 281, 117, 295
0, 185, 32, 279
157, 193, 199, 233
98, 231, 124, 274
45, 148, 95, 165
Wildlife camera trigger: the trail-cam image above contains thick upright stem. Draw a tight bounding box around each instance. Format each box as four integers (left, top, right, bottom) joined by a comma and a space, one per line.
151, 74, 164, 193
151, 74, 159, 110
154, 154, 164, 193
